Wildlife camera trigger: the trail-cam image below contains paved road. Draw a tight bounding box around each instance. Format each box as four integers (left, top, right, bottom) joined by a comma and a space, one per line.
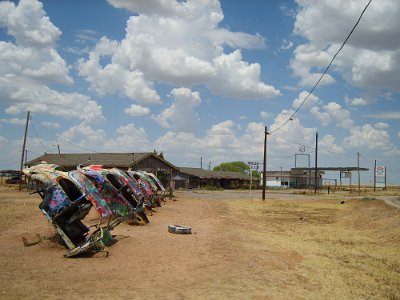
376, 196, 400, 208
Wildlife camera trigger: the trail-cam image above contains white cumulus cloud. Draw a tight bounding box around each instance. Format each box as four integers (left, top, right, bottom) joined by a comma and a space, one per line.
260, 111, 271, 120
152, 88, 201, 133
124, 104, 151, 117
0, 0, 60, 48
79, 0, 280, 103
310, 102, 354, 128
344, 96, 375, 106
292, 91, 319, 109
0, 0, 104, 123
292, 0, 400, 93
343, 123, 399, 154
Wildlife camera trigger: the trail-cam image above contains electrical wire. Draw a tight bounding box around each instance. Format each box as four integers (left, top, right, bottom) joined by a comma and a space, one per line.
269, 0, 373, 134
35, 117, 102, 154
29, 118, 52, 153
359, 153, 376, 166
55, 133, 102, 154
269, 132, 351, 157
269, 132, 313, 149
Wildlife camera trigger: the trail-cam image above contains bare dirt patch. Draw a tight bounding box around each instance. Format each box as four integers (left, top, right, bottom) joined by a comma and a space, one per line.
0, 187, 399, 299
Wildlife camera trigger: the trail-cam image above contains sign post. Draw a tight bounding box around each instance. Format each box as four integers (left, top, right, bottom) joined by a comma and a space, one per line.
248, 162, 258, 200
375, 165, 386, 189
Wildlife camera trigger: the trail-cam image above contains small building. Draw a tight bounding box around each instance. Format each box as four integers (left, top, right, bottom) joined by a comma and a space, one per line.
25, 152, 180, 186
289, 168, 324, 188
263, 170, 322, 188
263, 167, 368, 189
177, 167, 251, 189
26, 152, 178, 172
264, 171, 291, 188
291, 167, 369, 189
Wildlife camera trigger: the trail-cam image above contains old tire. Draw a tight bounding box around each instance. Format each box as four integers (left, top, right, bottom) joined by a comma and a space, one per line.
168, 224, 191, 234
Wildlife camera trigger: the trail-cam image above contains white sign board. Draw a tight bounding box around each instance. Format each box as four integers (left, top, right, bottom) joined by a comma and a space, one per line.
248, 162, 258, 170
375, 166, 386, 188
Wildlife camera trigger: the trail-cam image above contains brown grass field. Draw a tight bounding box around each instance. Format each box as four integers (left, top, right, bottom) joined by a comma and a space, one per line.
0, 184, 399, 299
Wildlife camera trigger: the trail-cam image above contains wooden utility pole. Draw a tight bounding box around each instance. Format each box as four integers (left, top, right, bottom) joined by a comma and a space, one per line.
373, 160, 376, 192
314, 132, 318, 194
262, 126, 268, 201
19, 111, 30, 191
357, 152, 361, 195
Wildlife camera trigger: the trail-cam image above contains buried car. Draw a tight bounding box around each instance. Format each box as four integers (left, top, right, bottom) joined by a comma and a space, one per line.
127, 170, 162, 208
23, 163, 117, 257
78, 165, 150, 224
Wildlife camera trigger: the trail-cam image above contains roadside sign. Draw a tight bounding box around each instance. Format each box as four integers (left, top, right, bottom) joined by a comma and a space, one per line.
248, 162, 258, 170
375, 166, 386, 188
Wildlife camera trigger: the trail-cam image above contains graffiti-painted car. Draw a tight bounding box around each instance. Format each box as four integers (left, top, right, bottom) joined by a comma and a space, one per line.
23, 163, 117, 257
79, 165, 149, 224
127, 170, 164, 207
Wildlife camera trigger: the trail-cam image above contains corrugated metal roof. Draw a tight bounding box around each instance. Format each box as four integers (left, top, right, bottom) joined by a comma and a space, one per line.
26, 152, 179, 170
179, 167, 250, 180
291, 167, 369, 171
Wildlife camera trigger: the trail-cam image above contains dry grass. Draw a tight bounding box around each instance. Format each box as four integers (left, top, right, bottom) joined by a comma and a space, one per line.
226, 198, 400, 299
0, 186, 39, 229
1, 186, 399, 299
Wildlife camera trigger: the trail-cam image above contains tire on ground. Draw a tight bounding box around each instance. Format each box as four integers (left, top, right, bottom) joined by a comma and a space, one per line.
168, 224, 191, 234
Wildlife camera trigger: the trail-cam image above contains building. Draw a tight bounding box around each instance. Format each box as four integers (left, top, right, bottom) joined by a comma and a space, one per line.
26, 152, 178, 172
263, 167, 368, 188
263, 170, 322, 188
26, 153, 364, 190
26, 152, 179, 186
25, 153, 252, 189
176, 167, 251, 189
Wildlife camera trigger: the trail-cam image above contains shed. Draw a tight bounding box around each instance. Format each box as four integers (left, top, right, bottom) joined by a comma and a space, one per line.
25, 152, 179, 186
177, 167, 251, 189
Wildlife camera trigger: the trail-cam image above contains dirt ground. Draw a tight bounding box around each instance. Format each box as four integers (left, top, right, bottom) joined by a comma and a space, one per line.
0, 186, 399, 299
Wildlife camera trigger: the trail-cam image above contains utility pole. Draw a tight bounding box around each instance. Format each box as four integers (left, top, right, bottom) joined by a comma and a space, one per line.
262, 126, 268, 201
373, 160, 377, 192
19, 111, 30, 191
357, 152, 361, 195
314, 132, 318, 194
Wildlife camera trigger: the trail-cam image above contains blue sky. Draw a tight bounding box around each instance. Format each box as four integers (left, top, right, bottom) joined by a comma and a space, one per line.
0, 0, 399, 185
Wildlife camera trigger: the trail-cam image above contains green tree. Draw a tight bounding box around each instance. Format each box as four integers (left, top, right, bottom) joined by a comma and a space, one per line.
213, 161, 249, 174
251, 170, 261, 179
153, 149, 164, 159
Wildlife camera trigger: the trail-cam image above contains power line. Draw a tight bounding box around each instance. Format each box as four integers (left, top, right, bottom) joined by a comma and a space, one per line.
269, 132, 314, 150
33, 117, 147, 159
359, 153, 375, 166
55, 133, 102, 154
34, 116, 102, 154
269, 132, 350, 156
29, 118, 52, 153
270, 0, 373, 134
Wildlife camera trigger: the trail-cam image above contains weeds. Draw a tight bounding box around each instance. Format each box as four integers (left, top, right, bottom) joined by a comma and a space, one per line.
226, 198, 400, 299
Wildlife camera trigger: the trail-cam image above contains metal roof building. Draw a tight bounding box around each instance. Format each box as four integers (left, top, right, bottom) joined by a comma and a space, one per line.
176, 167, 251, 189
25, 153, 253, 189
26, 152, 179, 173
